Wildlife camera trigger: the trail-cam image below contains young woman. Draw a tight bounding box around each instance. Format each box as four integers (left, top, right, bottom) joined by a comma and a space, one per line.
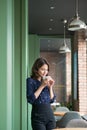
27, 57, 56, 130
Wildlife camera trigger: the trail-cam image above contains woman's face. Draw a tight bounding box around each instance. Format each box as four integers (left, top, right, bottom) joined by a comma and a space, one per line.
38, 64, 48, 78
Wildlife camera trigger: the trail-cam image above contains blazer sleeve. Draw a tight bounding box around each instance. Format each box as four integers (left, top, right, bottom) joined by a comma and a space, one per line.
26, 78, 36, 104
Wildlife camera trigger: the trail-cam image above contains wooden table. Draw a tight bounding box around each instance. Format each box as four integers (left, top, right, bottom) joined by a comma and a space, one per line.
51, 102, 60, 106
54, 111, 85, 116
54, 111, 66, 116
53, 128, 87, 130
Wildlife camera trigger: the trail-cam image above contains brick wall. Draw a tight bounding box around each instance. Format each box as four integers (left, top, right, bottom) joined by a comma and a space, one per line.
66, 53, 71, 102
40, 32, 87, 113
77, 31, 87, 114
40, 51, 71, 104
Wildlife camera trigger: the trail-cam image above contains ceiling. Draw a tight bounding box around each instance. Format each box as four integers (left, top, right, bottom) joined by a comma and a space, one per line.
29, 0, 87, 51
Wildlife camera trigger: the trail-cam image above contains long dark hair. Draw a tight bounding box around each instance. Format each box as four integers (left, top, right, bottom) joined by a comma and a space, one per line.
30, 57, 49, 79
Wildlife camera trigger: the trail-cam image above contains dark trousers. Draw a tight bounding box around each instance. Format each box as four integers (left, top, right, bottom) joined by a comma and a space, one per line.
31, 104, 56, 130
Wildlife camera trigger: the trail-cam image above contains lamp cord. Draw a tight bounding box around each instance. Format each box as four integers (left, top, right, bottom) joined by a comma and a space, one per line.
63, 20, 67, 46
76, 0, 79, 17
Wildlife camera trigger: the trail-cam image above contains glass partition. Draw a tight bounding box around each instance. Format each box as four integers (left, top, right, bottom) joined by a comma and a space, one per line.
40, 38, 72, 109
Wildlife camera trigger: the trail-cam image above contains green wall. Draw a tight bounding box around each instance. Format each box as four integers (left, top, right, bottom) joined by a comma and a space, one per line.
27, 34, 40, 130
0, 0, 7, 129
28, 34, 40, 72
0, 0, 40, 129
0, 0, 28, 130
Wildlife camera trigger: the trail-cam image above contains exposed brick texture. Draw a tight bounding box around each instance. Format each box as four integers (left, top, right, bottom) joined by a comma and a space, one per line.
40, 51, 71, 104
40, 32, 87, 114
74, 31, 87, 114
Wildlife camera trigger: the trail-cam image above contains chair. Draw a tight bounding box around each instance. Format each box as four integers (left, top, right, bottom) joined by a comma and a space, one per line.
54, 106, 69, 122
56, 111, 82, 128
66, 119, 87, 128
82, 114, 87, 121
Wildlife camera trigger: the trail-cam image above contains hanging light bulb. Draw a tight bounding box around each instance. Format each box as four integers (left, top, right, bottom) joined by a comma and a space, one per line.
68, 0, 86, 31
59, 20, 71, 53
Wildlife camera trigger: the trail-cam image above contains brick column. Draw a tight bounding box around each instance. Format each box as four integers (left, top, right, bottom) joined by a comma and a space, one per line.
77, 30, 87, 114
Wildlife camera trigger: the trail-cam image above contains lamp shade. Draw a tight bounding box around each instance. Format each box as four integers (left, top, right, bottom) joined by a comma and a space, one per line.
59, 44, 71, 53
68, 16, 86, 31
59, 19, 71, 53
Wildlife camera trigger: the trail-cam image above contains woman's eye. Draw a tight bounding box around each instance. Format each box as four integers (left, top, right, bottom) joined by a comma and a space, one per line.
41, 69, 48, 71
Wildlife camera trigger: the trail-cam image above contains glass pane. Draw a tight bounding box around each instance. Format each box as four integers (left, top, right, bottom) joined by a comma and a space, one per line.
40, 38, 72, 108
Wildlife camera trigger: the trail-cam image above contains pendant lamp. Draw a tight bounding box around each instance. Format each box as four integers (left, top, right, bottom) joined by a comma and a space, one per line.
68, 0, 86, 31
59, 20, 71, 53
